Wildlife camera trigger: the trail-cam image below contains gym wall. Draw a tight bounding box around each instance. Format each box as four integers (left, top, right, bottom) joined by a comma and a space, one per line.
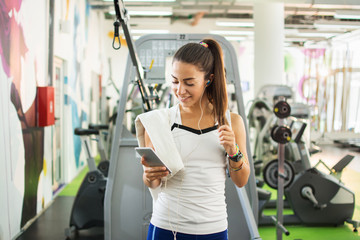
0, 0, 110, 239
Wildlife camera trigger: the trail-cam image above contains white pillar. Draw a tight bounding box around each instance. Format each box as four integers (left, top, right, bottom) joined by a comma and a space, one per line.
254, 1, 284, 97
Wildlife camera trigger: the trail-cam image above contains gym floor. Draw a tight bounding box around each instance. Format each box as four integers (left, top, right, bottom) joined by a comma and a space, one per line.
16, 143, 360, 240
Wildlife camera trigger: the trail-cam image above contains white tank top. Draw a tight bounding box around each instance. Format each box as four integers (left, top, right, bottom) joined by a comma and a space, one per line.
151, 105, 229, 234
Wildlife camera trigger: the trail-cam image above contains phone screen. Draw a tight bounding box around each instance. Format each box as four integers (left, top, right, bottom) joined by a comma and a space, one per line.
135, 147, 172, 174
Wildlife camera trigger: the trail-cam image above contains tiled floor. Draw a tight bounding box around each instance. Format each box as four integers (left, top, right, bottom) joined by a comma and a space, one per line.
16, 196, 104, 240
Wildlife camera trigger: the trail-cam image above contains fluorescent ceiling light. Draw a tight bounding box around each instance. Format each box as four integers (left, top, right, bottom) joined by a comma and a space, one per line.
285, 24, 314, 29
216, 19, 254, 27
334, 10, 360, 20
119, 29, 169, 34
314, 20, 360, 29
296, 32, 338, 38
209, 30, 253, 36
128, 11, 172, 16
227, 9, 252, 14
312, 4, 360, 10
284, 29, 299, 35
110, 7, 172, 16
130, 17, 171, 26
130, 29, 169, 34
224, 36, 247, 41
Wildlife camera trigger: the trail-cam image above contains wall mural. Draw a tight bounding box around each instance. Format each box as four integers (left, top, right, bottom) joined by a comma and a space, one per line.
0, 0, 45, 228
70, 5, 87, 168
1, 0, 101, 236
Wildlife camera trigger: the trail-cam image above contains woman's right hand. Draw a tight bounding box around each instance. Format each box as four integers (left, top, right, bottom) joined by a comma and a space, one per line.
141, 157, 169, 187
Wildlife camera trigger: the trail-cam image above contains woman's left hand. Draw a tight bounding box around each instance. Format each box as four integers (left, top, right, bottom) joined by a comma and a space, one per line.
218, 125, 237, 155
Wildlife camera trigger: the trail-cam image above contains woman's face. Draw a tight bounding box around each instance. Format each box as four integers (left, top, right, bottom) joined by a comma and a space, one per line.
171, 61, 208, 108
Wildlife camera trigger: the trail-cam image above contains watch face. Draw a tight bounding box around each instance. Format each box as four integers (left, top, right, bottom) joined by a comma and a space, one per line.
229, 152, 243, 162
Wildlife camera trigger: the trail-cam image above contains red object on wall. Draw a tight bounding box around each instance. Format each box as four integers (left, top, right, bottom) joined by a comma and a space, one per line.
37, 86, 55, 127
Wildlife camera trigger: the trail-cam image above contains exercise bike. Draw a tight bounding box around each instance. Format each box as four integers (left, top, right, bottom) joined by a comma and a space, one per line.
65, 127, 107, 239
88, 123, 110, 177
258, 118, 359, 232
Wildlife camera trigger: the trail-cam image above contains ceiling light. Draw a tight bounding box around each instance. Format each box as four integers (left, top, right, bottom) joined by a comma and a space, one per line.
209, 30, 253, 36
296, 32, 337, 38
312, 4, 360, 10
216, 19, 254, 27
130, 17, 171, 26
128, 11, 172, 16
334, 10, 360, 20
224, 36, 247, 41
110, 7, 172, 16
295, 29, 342, 39
314, 20, 360, 29
284, 29, 299, 35
130, 29, 170, 34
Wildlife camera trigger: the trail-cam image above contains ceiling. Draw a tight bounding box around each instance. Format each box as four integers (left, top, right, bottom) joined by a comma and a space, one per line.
90, 0, 360, 45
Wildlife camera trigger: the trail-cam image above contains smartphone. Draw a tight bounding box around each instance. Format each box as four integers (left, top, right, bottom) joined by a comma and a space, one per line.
135, 147, 172, 174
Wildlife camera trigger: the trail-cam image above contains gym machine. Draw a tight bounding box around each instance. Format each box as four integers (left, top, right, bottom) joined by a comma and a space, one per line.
65, 128, 107, 238
248, 85, 320, 180
103, 1, 262, 239
88, 123, 111, 177
334, 138, 360, 150
264, 97, 292, 239
257, 102, 360, 232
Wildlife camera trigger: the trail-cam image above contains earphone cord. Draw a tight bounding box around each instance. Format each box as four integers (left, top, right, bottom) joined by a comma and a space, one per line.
165, 141, 200, 240
197, 85, 207, 134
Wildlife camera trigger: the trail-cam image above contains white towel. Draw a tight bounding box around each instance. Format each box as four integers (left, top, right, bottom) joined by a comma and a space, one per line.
135, 105, 184, 201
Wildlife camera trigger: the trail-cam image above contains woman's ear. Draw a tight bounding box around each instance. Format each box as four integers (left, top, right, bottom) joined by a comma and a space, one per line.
206, 74, 214, 86
209, 74, 214, 81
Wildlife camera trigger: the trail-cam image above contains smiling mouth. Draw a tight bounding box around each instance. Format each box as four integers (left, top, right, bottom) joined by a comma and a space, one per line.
178, 96, 191, 102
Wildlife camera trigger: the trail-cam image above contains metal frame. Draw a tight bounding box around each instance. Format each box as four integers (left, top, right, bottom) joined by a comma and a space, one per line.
105, 4, 260, 237
104, 33, 261, 240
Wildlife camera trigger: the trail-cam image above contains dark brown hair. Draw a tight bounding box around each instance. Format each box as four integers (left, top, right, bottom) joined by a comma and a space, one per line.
173, 38, 228, 125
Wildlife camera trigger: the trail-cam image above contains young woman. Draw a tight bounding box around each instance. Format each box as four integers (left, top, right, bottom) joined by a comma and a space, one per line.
141, 38, 250, 240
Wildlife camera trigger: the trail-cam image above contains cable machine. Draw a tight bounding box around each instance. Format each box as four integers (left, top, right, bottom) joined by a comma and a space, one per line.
104, 1, 261, 239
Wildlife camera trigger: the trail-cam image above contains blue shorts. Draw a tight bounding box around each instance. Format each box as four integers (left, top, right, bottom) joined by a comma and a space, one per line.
147, 223, 228, 240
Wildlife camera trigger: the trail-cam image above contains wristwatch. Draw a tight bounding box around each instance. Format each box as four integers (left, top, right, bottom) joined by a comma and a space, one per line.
227, 151, 243, 162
